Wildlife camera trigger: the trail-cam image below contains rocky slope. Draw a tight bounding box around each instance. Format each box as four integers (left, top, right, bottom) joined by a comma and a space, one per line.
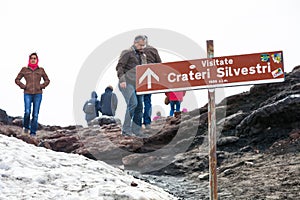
1, 66, 300, 199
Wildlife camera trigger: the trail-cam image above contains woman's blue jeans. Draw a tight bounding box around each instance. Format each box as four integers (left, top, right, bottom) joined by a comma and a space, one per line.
23, 93, 42, 135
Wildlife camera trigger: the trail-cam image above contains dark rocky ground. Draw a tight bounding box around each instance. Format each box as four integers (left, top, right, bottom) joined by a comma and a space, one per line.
1, 66, 300, 199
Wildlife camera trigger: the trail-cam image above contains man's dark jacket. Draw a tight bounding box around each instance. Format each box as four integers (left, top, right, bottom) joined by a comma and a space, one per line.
144, 45, 161, 64
100, 87, 118, 116
116, 46, 147, 87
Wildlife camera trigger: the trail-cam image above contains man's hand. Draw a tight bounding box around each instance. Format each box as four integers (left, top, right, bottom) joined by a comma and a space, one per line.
120, 82, 127, 89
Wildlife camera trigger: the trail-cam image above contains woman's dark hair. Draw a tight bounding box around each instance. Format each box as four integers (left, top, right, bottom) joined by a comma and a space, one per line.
29, 52, 38, 58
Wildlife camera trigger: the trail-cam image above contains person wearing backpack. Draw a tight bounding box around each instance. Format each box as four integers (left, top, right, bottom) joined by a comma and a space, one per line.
100, 86, 118, 116
83, 91, 101, 123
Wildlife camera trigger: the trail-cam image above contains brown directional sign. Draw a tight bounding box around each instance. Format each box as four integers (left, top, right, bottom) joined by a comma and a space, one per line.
136, 51, 284, 94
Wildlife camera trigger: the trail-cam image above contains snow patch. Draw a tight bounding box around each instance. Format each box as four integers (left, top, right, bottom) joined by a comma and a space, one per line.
0, 135, 176, 200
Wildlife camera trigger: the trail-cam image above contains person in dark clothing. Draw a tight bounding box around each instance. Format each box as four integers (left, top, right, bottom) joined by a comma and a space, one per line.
116, 35, 147, 136
100, 86, 118, 116
143, 35, 162, 129
83, 91, 101, 123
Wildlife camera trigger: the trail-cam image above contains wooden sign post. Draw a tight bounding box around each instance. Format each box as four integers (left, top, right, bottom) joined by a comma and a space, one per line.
207, 40, 218, 200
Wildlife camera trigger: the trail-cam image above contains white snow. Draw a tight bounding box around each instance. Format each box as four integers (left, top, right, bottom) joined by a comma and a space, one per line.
0, 135, 177, 200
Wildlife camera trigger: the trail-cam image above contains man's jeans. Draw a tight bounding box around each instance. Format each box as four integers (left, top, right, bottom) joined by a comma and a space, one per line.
170, 101, 181, 116
119, 84, 143, 135
143, 94, 152, 125
23, 93, 42, 135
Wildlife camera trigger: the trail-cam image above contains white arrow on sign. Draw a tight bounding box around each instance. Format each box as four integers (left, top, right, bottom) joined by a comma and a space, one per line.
139, 68, 159, 89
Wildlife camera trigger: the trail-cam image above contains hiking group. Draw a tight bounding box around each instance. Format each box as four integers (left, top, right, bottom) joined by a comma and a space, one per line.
15, 35, 186, 137
83, 86, 118, 123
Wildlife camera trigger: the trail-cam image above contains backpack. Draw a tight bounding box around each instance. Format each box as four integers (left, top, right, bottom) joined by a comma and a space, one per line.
84, 100, 96, 114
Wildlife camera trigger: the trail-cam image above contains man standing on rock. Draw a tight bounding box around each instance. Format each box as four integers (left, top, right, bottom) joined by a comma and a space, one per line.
143, 35, 162, 129
15, 52, 50, 136
100, 85, 118, 117
116, 35, 147, 136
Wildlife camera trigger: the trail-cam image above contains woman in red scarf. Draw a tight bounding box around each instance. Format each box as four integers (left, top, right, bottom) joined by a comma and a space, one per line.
15, 53, 50, 136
